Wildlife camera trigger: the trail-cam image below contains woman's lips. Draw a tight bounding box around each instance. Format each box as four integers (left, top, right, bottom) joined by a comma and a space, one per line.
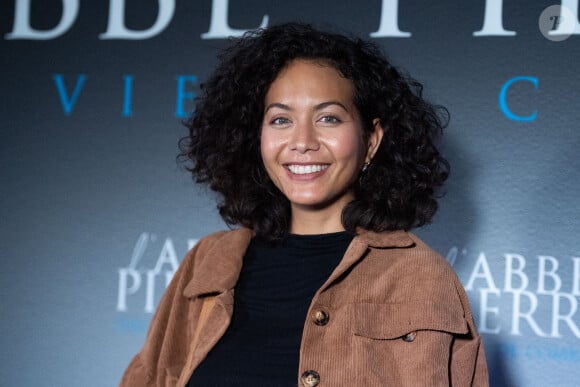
284, 163, 330, 179
286, 164, 329, 174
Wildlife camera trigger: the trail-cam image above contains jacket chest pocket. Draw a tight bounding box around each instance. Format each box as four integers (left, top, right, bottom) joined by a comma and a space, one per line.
349, 302, 469, 386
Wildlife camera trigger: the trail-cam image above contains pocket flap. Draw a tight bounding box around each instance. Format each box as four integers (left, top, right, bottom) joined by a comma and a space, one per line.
352, 302, 468, 339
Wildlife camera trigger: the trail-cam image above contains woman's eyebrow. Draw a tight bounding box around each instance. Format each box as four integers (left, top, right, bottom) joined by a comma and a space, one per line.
314, 101, 349, 112
264, 102, 291, 113
264, 101, 349, 113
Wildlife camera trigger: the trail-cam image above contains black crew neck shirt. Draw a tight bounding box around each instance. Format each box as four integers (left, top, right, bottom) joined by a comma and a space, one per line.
187, 231, 353, 386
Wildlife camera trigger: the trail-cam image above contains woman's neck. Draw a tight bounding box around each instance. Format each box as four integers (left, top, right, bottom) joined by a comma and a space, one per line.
289, 202, 348, 235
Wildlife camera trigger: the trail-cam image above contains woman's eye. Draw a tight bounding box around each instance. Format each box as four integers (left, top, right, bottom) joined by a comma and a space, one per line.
319, 115, 341, 124
271, 117, 290, 125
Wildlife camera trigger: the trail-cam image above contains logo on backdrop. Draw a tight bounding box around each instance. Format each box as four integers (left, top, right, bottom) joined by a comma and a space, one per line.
5, 0, 580, 40
52, 73, 198, 118
116, 232, 198, 314
49, 73, 547, 122
446, 247, 580, 340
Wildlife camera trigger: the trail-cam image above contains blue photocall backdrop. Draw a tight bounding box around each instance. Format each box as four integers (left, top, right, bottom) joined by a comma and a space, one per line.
1, 1, 579, 386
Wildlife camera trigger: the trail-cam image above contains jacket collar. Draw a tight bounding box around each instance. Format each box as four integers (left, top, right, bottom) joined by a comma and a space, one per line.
183, 228, 253, 299
354, 228, 415, 249
183, 227, 414, 299
316, 229, 414, 294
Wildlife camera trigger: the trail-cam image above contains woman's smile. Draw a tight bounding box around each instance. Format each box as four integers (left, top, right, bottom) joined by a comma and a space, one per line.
285, 164, 329, 175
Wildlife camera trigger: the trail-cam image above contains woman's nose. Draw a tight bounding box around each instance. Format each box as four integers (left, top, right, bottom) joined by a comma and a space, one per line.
289, 122, 320, 153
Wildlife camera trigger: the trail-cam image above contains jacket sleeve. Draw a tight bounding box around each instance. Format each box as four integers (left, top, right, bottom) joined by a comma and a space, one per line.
450, 280, 490, 386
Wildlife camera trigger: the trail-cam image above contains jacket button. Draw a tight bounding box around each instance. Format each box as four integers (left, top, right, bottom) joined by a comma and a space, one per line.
312, 309, 329, 326
403, 331, 417, 342
301, 370, 320, 387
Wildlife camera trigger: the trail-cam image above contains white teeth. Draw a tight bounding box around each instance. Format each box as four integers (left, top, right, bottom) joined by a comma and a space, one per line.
287, 164, 328, 174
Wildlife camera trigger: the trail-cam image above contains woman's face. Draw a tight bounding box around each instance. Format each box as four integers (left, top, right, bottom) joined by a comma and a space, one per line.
260, 59, 382, 215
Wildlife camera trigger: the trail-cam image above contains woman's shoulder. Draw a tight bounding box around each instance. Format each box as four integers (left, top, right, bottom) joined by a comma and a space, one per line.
406, 232, 452, 267
357, 230, 465, 303
356, 229, 449, 267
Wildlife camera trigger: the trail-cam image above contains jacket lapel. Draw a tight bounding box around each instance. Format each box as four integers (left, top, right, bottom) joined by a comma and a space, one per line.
318, 229, 415, 293
183, 228, 253, 298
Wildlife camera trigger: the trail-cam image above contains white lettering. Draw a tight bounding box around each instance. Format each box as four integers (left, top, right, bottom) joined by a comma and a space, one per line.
153, 238, 179, 273
573, 257, 580, 296
117, 233, 195, 313
99, 0, 175, 40
445, 246, 459, 266
479, 289, 502, 334
551, 293, 580, 338
187, 238, 199, 250
466, 252, 499, 291
505, 253, 528, 291
510, 290, 548, 337
473, 0, 516, 36
5, 0, 79, 40
129, 232, 149, 269
165, 270, 176, 288
537, 256, 562, 294
145, 270, 157, 313
117, 268, 141, 312
201, 0, 268, 39
550, 0, 580, 35
370, 0, 411, 38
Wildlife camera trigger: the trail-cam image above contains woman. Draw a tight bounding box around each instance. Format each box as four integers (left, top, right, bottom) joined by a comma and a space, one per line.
121, 23, 488, 386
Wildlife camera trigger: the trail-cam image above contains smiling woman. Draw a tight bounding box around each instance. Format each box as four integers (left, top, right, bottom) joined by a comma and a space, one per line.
260, 59, 383, 234
120, 22, 489, 386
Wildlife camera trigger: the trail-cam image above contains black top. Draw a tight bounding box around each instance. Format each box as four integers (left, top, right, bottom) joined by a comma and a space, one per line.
187, 232, 353, 387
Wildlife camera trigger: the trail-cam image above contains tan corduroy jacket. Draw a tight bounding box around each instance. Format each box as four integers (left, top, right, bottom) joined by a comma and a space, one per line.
120, 228, 489, 386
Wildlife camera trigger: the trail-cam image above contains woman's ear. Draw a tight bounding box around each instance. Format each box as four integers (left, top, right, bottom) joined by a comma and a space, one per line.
365, 118, 384, 162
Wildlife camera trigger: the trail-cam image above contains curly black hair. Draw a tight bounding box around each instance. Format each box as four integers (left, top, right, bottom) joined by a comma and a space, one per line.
180, 22, 449, 240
